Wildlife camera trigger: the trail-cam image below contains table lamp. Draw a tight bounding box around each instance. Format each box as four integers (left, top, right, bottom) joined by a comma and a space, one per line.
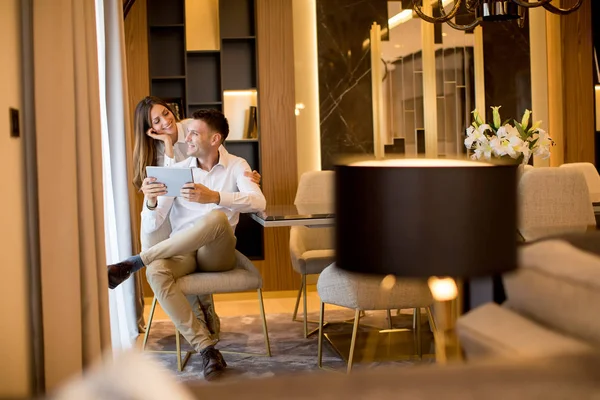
334, 158, 518, 362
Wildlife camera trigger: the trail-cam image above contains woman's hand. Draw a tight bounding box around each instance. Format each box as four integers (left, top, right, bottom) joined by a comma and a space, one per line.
141, 177, 167, 207
245, 170, 261, 185
146, 128, 175, 159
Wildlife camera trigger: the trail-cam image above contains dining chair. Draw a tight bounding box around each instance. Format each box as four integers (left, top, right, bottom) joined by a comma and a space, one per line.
519, 167, 595, 241
289, 171, 336, 338
316, 263, 434, 373
559, 162, 600, 203
142, 250, 271, 371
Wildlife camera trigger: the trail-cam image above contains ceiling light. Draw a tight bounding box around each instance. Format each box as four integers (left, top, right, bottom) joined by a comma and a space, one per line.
411, 0, 584, 31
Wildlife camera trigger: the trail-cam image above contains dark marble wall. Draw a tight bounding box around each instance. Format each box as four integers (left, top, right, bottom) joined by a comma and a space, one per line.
316, 0, 388, 170
482, 20, 532, 124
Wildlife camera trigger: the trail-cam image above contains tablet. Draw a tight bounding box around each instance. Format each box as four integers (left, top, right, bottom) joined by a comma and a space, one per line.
146, 166, 193, 197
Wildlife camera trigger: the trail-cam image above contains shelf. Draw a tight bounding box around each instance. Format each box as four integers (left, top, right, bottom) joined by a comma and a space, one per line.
147, 0, 184, 26
188, 103, 222, 113
152, 79, 185, 100
149, 28, 185, 76
148, 0, 262, 260
222, 40, 257, 90
151, 76, 185, 80
187, 53, 221, 103
188, 102, 222, 106
224, 88, 257, 93
219, 0, 255, 39
225, 139, 259, 143
187, 50, 220, 54
149, 24, 184, 28
222, 36, 256, 41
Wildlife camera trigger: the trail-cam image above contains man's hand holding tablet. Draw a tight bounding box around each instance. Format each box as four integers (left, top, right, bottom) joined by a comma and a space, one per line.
142, 167, 194, 209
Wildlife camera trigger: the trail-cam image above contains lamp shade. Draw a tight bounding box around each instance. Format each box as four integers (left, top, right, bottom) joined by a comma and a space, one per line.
334, 159, 518, 278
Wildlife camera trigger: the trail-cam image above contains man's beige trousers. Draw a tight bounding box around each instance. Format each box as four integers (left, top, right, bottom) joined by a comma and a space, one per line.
141, 210, 236, 352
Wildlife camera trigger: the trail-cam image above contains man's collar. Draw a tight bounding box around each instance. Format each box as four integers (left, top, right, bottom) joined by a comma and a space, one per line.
188, 146, 230, 170
216, 145, 229, 168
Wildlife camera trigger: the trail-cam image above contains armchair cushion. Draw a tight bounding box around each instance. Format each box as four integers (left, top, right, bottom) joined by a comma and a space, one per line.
177, 250, 262, 295
317, 263, 433, 310
457, 302, 592, 360
504, 239, 600, 347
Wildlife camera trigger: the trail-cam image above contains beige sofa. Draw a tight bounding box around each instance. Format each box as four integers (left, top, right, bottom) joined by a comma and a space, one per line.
457, 232, 600, 360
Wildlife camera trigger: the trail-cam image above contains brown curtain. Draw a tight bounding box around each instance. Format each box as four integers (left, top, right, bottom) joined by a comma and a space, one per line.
33, 0, 111, 391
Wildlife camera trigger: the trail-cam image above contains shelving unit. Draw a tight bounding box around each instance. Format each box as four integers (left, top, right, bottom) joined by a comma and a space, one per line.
146, 0, 264, 259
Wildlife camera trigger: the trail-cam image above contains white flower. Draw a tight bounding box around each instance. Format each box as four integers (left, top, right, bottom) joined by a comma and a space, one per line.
471, 139, 493, 161
496, 125, 509, 139
515, 141, 531, 164
505, 130, 525, 159
490, 125, 524, 159
531, 129, 553, 160
464, 124, 491, 149
490, 136, 506, 157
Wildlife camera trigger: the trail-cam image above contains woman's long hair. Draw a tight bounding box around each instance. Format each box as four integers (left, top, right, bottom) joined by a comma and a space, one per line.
132, 96, 179, 190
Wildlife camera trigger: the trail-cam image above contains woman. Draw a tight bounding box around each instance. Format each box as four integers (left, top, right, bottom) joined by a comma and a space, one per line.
132, 96, 260, 190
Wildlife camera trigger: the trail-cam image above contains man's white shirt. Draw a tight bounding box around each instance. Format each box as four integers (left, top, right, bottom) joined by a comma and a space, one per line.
141, 146, 266, 236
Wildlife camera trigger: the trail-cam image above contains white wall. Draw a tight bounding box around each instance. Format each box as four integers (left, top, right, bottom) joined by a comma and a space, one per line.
0, 0, 31, 398
292, 0, 322, 177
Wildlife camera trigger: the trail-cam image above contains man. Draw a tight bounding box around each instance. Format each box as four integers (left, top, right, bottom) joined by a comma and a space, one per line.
107, 109, 266, 381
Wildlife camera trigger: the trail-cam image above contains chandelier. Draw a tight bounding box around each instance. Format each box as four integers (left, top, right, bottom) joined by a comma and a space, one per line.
412, 0, 584, 30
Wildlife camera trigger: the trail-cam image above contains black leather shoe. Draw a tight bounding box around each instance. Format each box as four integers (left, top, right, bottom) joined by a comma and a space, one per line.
200, 346, 227, 381
107, 261, 134, 289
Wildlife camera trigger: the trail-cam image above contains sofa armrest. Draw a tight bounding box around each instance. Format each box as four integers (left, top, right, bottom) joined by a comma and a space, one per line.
457, 303, 592, 361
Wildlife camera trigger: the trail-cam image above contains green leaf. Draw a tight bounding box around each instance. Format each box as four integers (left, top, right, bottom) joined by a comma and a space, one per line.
514, 119, 526, 139
521, 109, 531, 130
491, 106, 501, 130
501, 118, 511, 127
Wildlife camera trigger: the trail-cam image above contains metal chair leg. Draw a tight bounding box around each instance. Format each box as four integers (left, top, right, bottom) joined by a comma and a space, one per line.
386, 309, 393, 330
426, 306, 437, 333
302, 274, 308, 338
317, 301, 325, 368
175, 329, 182, 372
292, 278, 303, 321
347, 309, 361, 374
414, 308, 422, 359
142, 296, 158, 351
257, 289, 272, 357
413, 308, 418, 330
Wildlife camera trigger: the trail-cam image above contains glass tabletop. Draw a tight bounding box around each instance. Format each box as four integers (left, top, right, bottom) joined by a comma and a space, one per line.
254, 203, 335, 221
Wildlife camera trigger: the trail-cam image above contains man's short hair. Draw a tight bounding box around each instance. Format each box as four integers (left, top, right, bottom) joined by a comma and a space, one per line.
191, 109, 229, 142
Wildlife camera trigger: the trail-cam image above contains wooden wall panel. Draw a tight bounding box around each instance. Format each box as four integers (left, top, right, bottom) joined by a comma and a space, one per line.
255, 0, 300, 291
562, 0, 595, 163
124, 0, 150, 293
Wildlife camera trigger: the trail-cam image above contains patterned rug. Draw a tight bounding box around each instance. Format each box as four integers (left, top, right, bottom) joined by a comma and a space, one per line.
143, 309, 435, 383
